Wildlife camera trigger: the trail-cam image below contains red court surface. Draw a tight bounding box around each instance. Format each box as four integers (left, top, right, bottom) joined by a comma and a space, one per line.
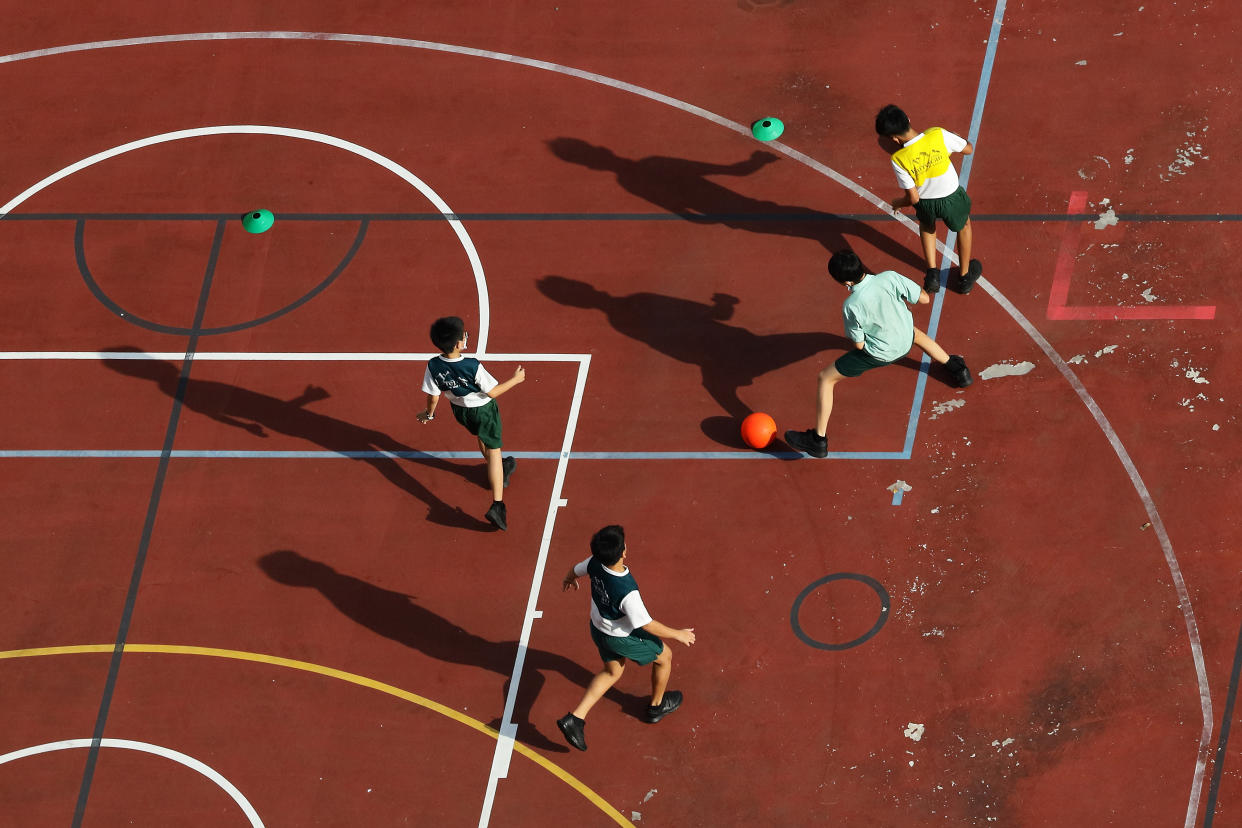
1, 3, 1240, 826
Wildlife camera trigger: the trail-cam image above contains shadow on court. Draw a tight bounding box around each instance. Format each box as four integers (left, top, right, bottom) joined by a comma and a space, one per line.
258, 549, 650, 752
101, 347, 492, 530
547, 137, 925, 268
536, 276, 854, 445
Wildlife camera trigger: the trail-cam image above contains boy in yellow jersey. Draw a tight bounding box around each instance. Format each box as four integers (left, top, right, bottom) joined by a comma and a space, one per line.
876, 104, 982, 295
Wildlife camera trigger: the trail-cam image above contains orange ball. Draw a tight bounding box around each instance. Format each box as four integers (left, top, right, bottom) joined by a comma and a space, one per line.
740, 412, 777, 449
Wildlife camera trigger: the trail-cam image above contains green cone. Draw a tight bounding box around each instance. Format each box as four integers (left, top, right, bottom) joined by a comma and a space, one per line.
241, 209, 274, 234
750, 117, 784, 142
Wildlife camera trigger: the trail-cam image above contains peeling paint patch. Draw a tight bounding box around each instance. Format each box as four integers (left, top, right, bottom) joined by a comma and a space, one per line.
1094, 345, 1118, 358
930, 398, 966, 419
1093, 206, 1118, 229
887, 480, 913, 495
1185, 367, 1210, 384
1124, 148, 1136, 165
905, 723, 925, 742
981, 361, 1035, 380
1068, 354, 1087, 364
1161, 124, 1209, 181
1140, 287, 1158, 302
1075, 59, 1087, 65
643, 789, 657, 803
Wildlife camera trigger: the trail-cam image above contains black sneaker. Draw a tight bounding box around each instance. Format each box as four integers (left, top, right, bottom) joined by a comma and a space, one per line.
784, 429, 828, 459
924, 267, 941, 294
946, 355, 973, 388
485, 501, 508, 531
557, 713, 587, 751
959, 259, 982, 294
502, 456, 516, 489
647, 690, 683, 723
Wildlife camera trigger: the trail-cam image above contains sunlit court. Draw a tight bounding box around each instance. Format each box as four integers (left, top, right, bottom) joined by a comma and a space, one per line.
0, 4, 1238, 826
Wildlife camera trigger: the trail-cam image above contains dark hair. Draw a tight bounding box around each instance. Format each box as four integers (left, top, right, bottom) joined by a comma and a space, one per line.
429, 316, 465, 353
828, 249, 864, 284
875, 104, 910, 137
589, 525, 626, 566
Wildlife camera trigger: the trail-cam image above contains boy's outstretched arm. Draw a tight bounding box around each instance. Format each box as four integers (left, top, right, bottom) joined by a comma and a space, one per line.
643, 619, 696, 646
958, 141, 974, 156
487, 365, 527, 399
416, 392, 439, 423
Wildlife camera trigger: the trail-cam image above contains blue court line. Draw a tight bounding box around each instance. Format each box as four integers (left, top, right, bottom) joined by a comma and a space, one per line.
0, 449, 908, 461
900, 0, 1006, 458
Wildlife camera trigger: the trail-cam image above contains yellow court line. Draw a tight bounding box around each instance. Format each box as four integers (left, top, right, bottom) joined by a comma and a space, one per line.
0, 643, 632, 827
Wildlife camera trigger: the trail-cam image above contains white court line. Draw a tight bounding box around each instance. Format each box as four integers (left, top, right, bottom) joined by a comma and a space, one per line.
0, 124, 491, 355
0, 30, 1210, 826
479, 354, 591, 828
0, 738, 263, 826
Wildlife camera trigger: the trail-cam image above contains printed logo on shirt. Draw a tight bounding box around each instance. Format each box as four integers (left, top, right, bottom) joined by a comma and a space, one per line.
435, 370, 462, 390
893, 128, 952, 188
591, 576, 615, 612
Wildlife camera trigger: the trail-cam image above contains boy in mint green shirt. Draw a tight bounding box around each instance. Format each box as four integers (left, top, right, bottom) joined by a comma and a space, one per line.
785, 249, 972, 458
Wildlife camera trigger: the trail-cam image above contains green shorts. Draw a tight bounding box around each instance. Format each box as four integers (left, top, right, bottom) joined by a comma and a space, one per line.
915, 186, 972, 233
834, 349, 894, 378
451, 399, 503, 449
590, 623, 664, 666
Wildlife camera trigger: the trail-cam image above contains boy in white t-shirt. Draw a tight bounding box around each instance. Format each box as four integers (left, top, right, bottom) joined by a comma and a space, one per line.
785, 249, 972, 458
556, 525, 696, 751
416, 316, 525, 530
876, 104, 983, 295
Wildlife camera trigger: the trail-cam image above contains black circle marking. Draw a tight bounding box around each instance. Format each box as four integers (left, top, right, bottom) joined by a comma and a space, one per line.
74, 217, 369, 336
790, 572, 890, 651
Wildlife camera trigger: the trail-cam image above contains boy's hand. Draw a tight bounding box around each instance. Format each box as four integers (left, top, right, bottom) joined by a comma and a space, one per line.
415, 411, 434, 424
512, 365, 526, 384
675, 628, 696, 646
890, 197, 906, 214
562, 573, 579, 591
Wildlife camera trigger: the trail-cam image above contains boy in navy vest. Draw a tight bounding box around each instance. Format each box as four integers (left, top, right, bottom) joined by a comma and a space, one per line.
556, 525, 696, 751
416, 316, 525, 530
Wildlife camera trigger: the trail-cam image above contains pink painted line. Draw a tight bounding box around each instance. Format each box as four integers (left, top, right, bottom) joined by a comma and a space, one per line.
1048, 190, 1216, 321
1047, 190, 1088, 311
1049, 305, 1218, 321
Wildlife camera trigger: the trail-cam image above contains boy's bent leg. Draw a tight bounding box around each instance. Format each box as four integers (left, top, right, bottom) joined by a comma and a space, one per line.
649, 645, 672, 707
920, 221, 942, 293
483, 445, 508, 529
816, 364, 847, 434
785, 363, 846, 458
484, 445, 504, 501
956, 219, 983, 293
912, 328, 950, 365
919, 220, 938, 269
915, 328, 973, 388
571, 660, 625, 720
646, 645, 683, 723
